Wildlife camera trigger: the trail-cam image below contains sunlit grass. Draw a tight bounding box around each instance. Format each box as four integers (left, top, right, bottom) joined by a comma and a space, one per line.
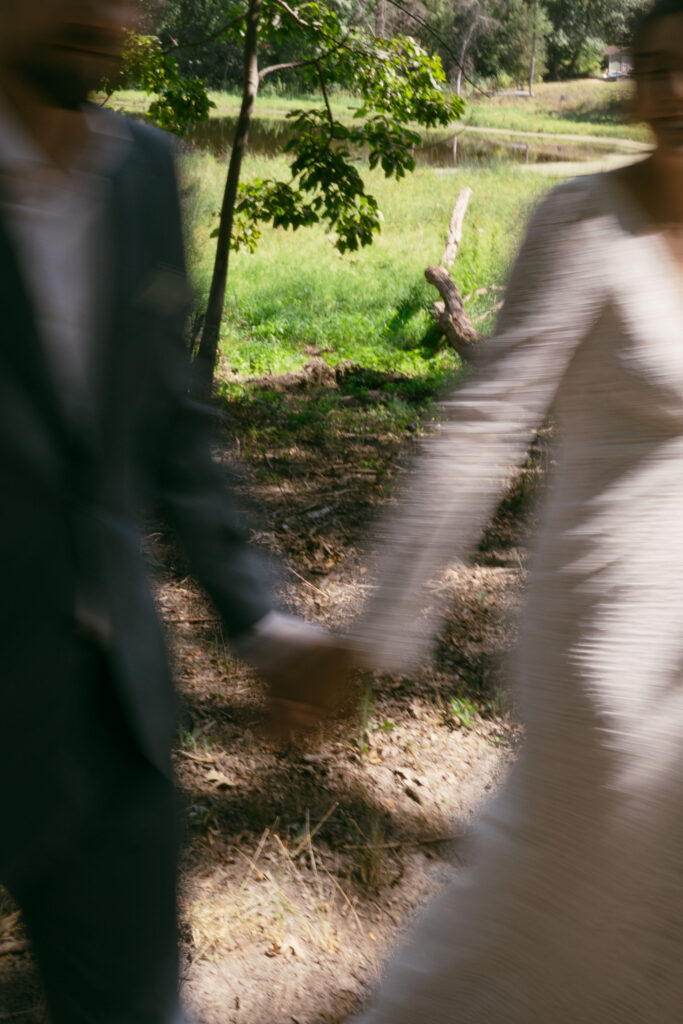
181, 152, 553, 382
463, 79, 651, 144
100, 87, 364, 121
105, 83, 639, 386
103, 78, 649, 143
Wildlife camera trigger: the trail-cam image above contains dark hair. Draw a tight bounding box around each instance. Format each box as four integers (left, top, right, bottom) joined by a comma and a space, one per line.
633, 0, 683, 56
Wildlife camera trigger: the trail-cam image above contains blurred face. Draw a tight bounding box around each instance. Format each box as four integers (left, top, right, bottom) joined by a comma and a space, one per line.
0, 0, 136, 109
633, 13, 683, 164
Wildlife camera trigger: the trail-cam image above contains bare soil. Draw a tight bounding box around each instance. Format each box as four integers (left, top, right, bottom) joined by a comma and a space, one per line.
0, 364, 543, 1024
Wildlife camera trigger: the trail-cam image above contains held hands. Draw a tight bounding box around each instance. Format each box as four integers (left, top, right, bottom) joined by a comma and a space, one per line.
235, 613, 358, 742
261, 633, 358, 742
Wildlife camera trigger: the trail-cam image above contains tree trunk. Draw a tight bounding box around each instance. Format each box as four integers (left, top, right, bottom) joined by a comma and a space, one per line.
455, 19, 476, 97
528, 0, 537, 97
193, 0, 263, 400
566, 45, 582, 78
375, 0, 386, 38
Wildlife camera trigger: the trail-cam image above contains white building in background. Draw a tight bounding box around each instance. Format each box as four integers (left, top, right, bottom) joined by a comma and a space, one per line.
604, 47, 632, 78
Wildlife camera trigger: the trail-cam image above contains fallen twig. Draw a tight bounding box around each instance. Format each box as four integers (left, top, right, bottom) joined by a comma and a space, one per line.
342, 834, 459, 851
286, 566, 328, 597
291, 801, 339, 859
164, 616, 220, 624
238, 827, 271, 889
462, 284, 506, 303
322, 867, 364, 934
176, 749, 218, 765
472, 300, 505, 324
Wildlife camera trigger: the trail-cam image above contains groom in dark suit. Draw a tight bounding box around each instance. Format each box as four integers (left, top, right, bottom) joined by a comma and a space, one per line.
0, 2, 351, 1021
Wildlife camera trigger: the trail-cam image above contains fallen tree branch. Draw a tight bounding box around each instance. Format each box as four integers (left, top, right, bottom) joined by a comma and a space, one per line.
425, 187, 482, 360
440, 186, 472, 269
425, 265, 481, 359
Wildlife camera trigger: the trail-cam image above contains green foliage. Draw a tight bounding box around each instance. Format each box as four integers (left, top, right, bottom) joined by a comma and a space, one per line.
231, 178, 318, 248
544, 0, 650, 78
137, 0, 652, 92
149, 0, 246, 90
450, 695, 478, 729
351, 117, 420, 176
499, 0, 552, 85
181, 150, 551, 377
347, 36, 464, 125
129, 1, 465, 379
228, 21, 463, 255
573, 36, 608, 78
148, 77, 215, 136
121, 31, 215, 136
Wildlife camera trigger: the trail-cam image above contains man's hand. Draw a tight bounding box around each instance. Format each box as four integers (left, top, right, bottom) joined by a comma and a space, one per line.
234, 613, 358, 742
260, 634, 357, 742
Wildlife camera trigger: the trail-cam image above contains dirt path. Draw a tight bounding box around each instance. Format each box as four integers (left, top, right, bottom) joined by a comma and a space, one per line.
0, 367, 536, 1024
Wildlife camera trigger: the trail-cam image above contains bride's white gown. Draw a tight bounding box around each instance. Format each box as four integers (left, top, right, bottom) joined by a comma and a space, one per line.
355, 172, 683, 1023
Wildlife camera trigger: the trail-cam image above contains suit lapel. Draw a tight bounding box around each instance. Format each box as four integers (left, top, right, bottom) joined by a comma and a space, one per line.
0, 212, 71, 449
95, 145, 143, 454
0, 121, 143, 482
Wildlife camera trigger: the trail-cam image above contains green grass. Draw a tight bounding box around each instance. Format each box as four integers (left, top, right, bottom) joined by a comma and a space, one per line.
101, 87, 364, 121
463, 79, 651, 144
181, 151, 553, 383
105, 79, 650, 145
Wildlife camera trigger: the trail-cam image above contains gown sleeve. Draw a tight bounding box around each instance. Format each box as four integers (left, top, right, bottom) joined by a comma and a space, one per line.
353, 176, 606, 670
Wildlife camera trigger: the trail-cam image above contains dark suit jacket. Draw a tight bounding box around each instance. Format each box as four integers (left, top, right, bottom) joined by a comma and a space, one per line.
0, 117, 272, 787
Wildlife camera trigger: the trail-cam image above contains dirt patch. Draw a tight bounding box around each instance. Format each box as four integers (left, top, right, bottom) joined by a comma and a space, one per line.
0, 368, 542, 1024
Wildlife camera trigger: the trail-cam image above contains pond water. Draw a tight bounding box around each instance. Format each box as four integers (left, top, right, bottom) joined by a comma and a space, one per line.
187, 115, 624, 168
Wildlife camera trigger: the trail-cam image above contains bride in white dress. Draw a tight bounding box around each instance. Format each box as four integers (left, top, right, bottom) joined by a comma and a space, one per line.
354, 3, 683, 1021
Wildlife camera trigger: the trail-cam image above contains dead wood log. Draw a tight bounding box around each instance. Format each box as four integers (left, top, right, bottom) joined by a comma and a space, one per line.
425, 187, 481, 361
425, 265, 481, 360
440, 186, 472, 269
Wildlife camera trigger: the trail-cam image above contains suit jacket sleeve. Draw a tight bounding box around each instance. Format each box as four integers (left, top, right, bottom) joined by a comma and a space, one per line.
141, 128, 274, 639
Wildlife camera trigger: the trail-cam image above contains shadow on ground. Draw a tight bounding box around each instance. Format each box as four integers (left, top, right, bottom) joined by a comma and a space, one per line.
0, 365, 541, 1024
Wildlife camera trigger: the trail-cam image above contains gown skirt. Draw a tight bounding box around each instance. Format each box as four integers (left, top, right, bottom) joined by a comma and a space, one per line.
354, 172, 683, 1024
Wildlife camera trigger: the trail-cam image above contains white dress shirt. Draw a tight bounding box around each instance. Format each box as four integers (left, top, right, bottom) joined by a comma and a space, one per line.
0, 98, 130, 425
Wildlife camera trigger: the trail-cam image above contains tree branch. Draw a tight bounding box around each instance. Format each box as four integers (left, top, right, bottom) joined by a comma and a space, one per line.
316, 61, 334, 131
161, 13, 247, 55
271, 0, 377, 69
259, 33, 347, 79
271, 0, 316, 30
260, 57, 318, 77
381, 0, 493, 97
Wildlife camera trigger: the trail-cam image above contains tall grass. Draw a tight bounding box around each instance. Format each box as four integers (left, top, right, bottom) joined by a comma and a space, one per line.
181, 152, 554, 381
463, 79, 651, 144
105, 79, 649, 144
